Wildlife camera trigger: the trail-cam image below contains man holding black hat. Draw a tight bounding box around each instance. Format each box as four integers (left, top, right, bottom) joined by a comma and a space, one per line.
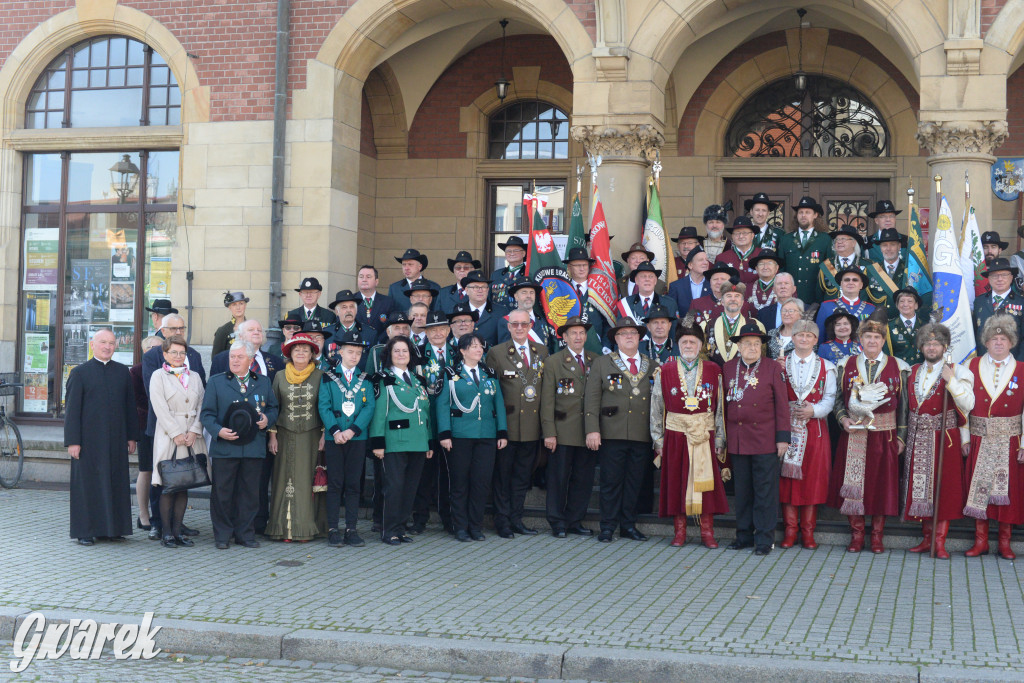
973, 257, 1024, 359
777, 196, 832, 304
702, 204, 731, 261
619, 243, 667, 297
671, 226, 704, 280
460, 270, 505, 347
541, 316, 597, 537
886, 288, 924, 365
745, 192, 783, 251
585, 317, 656, 543
620, 262, 679, 323
388, 249, 439, 308
289, 277, 339, 327
491, 236, 528, 307
213, 291, 250, 357
201, 340, 280, 549
146, 298, 177, 337
437, 251, 482, 314
487, 308, 548, 538
668, 247, 712, 318
722, 322, 791, 555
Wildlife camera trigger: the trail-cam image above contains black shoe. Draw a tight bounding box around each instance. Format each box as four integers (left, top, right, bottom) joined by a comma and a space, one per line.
180, 524, 200, 537
106, 536, 127, 542
597, 530, 614, 543
77, 537, 95, 546
371, 523, 383, 534
382, 536, 403, 546
407, 523, 426, 535
510, 523, 538, 535
497, 528, 515, 539
344, 529, 365, 547
443, 523, 456, 536
567, 524, 593, 536
400, 534, 414, 543
328, 530, 343, 547
175, 536, 195, 547
552, 529, 567, 538
215, 541, 230, 550
754, 545, 773, 556
455, 530, 472, 542
148, 528, 161, 541
240, 540, 261, 548
161, 536, 177, 548
727, 539, 755, 550
620, 527, 647, 542
137, 516, 151, 531
470, 530, 485, 541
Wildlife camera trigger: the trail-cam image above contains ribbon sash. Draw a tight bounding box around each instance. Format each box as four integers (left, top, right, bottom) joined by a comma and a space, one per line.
839, 411, 896, 516
903, 409, 957, 518
782, 401, 808, 480
665, 411, 715, 515
964, 415, 1021, 519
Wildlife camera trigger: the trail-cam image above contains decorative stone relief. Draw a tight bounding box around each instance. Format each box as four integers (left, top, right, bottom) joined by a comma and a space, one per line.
916, 120, 1008, 156
570, 124, 664, 162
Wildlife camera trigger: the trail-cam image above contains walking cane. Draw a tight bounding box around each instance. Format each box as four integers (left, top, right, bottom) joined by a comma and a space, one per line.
929, 352, 952, 559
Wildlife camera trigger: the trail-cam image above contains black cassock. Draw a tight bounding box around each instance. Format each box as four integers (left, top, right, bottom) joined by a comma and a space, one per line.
63, 358, 140, 538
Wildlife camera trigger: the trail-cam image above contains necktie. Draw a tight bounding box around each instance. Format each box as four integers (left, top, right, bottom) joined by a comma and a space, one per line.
306, 309, 313, 320
520, 345, 529, 366
364, 297, 372, 309
642, 297, 650, 314
437, 348, 444, 364
471, 368, 479, 385
576, 283, 584, 299
628, 357, 638, 376
888, 264, 896, 275
867, 359, 878, 382
577, 354, 585, 373
402, 371, 411, 385
249, 357, 260, 375
458, 288, 466, 300
994, 294, 1004, 307
801, 230, 809, 247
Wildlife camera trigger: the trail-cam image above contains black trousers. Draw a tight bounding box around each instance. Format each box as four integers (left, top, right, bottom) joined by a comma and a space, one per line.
598, 439, 650, 532
412, 438, 451, 527
730, 452, 780, 548
492, 440, 537, 530
546, 444, 596, 530
381, 451, 426, 540
210, 457, 263, 544
447, 438, 496, 534
325, 439, 366, 531
370, 456, 384, 526
254, 450, 275, 534
636, 456, 656, 515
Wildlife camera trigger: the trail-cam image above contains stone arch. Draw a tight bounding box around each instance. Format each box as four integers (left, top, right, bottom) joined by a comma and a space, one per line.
681, 30, 920, 158
631, 0, 942, 95
986, 2, 1024, 72
364, 63, 409, 159
0, 3, 206, 130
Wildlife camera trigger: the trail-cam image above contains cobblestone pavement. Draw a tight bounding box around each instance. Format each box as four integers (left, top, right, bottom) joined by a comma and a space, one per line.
2, 488, 1024, 674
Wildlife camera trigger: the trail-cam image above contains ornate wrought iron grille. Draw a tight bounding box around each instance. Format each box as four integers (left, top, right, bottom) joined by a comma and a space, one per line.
827, 199, 870, 236
726, 76, 888, 158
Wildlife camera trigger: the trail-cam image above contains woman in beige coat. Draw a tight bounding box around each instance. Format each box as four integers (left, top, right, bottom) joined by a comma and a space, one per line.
149, 335, 207, 548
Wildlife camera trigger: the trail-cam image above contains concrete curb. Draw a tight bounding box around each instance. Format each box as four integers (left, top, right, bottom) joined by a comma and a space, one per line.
2, 607, 1023, 682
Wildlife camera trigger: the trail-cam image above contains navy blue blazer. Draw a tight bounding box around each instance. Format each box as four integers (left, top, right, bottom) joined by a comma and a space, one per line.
387, 277, 441, 311
436, 284, 469, 316
973, 290, 1024, 360
142, 344, 207, 437
209, 349, 286, 383
472, 302, 508, 348
667, 276, 711, 318
355, 292, 394, 339
287, 304, 339, 328
756, 302, 782, 330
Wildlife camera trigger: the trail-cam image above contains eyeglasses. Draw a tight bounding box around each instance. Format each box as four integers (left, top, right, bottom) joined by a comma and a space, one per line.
283, 325, 301, 331
165, 350, 187, 357
164, 326, 186, 332
508, 322, 531, 328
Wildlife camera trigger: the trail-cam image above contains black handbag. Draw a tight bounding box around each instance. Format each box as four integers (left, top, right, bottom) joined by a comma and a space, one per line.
158, 445, 211, 494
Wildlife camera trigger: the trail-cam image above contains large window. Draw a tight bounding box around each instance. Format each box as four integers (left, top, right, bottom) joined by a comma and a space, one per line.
26, 35, 181, 128
18, 35, 181, 417
488, 101, 569, 160
486, 181, 566, 273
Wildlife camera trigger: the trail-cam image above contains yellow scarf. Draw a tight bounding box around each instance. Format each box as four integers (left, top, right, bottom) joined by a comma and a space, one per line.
284, 361, 315, 385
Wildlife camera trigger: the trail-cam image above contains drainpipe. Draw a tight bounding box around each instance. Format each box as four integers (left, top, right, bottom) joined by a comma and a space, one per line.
267, 0, 290, 351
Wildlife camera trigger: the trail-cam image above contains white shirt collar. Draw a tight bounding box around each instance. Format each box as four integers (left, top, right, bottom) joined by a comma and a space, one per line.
391, 365, 410, 378
993, 288, 1012, 298
618, 351, 641, 365
901, 316, 916, 327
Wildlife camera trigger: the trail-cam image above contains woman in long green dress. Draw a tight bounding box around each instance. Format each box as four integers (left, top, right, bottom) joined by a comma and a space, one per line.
266, 332, 325, 541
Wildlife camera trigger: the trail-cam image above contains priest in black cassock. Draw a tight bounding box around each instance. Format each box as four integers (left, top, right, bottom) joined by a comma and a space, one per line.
64, 329, 140, 545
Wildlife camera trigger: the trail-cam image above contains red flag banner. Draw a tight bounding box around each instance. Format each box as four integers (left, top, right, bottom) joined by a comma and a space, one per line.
587, 188, 618, 324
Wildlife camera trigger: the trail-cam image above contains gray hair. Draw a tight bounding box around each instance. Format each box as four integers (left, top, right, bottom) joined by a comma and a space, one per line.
229, 340, 256, 357
780, 298, 805, 313
775, 272, 795, 285
161, 313, 184, 329
237, 318, 263, 338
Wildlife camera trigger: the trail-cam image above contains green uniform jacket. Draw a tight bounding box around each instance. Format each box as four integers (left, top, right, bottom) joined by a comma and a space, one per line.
369, 369, 432, 453
485, 339, 548, 442
584, 352, 654, 443
886, 317, 924, 366
540, 347, 594, 447
777, 229, 833, 304
211, 319, 237, 358
818, 255, 888, 307
435, 366, 508, 441
318, 367, 375, 439
201, 371, 280, 458
419, 341, 457, 439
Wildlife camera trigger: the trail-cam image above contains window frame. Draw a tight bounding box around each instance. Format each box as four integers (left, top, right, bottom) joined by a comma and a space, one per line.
487, 100, 570, 161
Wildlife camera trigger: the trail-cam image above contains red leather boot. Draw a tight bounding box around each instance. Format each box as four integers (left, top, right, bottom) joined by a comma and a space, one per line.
908, 520, 932, 553
780, 504, 799, 548
870, 515, 886, 553
799, 506, 818, 549
933, 521, 950, 560
965, 519, 990, 557
699, 512, 718, 549
997, 522, 1016, 560
671, 515, 686, 547
847, 516, 865, 552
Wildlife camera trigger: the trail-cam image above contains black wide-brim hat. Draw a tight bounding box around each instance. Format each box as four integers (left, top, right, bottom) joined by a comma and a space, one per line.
982, 231, 1010, 250
628, 261, 662, 282
395, 249, 428, 269
643, 305, 673, 322
705, 263, 740, 281
424, 310, 450, 328
223, 291, 250, 307
333, 328, 368, 347
606, 317, 647, 342
447, 250, 481, 272
447, 303, 479, 322
834, 266, 870, 289
726, 216, 757, 234
295, 276, 323, 292
509, 276, 542, 295
750, 249, 784, 269
328, 289, 361, 309
893, 287, 922, 307
867, 200, 902, 218
743, 192, 778, 212
982, 257, 1020, 278
146, 298, 178, 314
497, 235, 527, 251
829, 225, 867, 250
872, 228, 908, 246
557, 315, 592, 336
459, 269, 489, 287
224, 401, 260, 446
300, 320, 332, 342
278, 316, 302, 328
563, 246, 595, 264
792, 196, 823, 214
403, 279, 440, 298
729, 321, 769, 343
671, 226, 705, 244
823, 310, 861, 337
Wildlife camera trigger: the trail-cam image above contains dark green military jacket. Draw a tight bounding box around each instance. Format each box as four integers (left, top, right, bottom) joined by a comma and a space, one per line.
485, 339, 548, 442
584, 352, 654, 443
435, 365, 508, 441
776, 228, 832, 304
886, 316, 924, 366
540, 347, 594, 448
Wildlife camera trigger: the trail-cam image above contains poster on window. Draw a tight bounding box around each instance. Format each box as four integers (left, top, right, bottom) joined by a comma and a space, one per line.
109, 283, 135, 322
24, 292, 53, 332
149, 256, 171, 297
110, 245, 136, 282
66, 259, 109, 323
23, 228, 59, 290
111, 325, 135, 365
62, 324, 90, 365
22, 374, 48, 414
23, 333, 50, 373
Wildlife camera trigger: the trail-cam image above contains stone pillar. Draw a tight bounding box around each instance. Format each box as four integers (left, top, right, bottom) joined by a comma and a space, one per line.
570, 124, 663, 257
916, 120, 1008, 239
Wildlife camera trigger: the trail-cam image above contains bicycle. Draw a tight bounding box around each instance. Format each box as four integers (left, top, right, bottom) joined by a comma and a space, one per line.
0, 377, 25, 488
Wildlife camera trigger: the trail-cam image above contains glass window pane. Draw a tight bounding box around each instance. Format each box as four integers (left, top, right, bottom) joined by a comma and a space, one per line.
108, 38, 127, 67
47, 90, 64, 110
150, 50, 166, 67
521, 143, 536, 159
149, 86, 166, 106
166, 108, 180, 126
70, 88, 143, 127
27, 112, 44, 129
151, 66, 168, 86
23, 154, 63, 206
89, 69, 106, 88
127, 40, 145, 66
538, 140, 553, 159
48, 69, 65, 90
554, 140, 568, 158
20, 212, 60, 413
68, 152, 141, 204
146, 151, 180, 204
168, 87, 181, 106
143, 211, 175, 335
71, 70, 88, 88
521, 122, 536, 140
90, 40, 107, 68
46, 112, 62, 128
108, 68, 125, 87
520, 101, 538, 121
27, 91, 44, 110
126, 67, 144, 86
73, 45, 89, 68
504, 142, 519, 160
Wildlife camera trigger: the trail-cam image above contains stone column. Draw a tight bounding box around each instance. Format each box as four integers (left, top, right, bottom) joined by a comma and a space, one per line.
916, 120, 1008, 240
570, 124, 663, 257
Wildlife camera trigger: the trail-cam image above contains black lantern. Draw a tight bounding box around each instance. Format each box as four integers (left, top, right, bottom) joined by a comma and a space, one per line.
109, 153, 140, 203
495, 19, 510, 101
794, 8, 808, 91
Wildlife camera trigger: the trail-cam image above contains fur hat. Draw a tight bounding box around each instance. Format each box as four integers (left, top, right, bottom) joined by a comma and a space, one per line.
857, 320, 888, 339
718, 281, 747, 298
790, 319, 819, 339
982, 313, 1019, 348
915, 323, 951, 351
